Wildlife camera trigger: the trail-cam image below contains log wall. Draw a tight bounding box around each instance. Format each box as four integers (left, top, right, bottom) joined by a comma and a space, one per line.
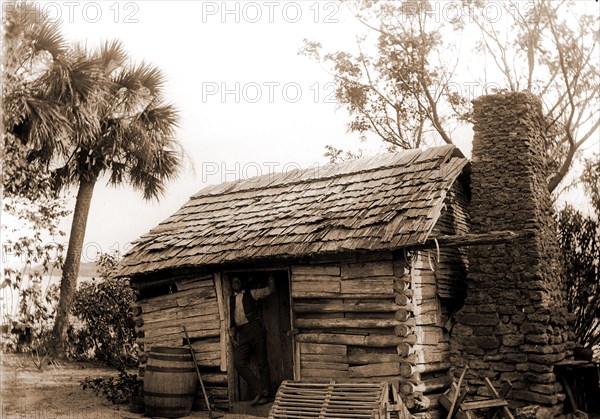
132, 273, 230, 411
290, 250, 454, 414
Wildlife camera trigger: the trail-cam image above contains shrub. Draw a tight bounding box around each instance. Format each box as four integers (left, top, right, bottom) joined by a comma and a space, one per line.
69, 254, 138, 368
81, 369, 141, 404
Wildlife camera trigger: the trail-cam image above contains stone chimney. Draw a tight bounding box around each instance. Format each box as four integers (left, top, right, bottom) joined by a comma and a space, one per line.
450, 92, 574, 413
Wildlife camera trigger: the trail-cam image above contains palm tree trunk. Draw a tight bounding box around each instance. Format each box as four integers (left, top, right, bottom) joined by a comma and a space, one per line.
52, 176, 97, 357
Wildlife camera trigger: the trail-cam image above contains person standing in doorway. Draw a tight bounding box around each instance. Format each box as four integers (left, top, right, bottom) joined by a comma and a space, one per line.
229, 274, 275, 406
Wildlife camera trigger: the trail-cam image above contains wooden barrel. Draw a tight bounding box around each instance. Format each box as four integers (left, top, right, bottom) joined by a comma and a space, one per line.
144, 347, 197, 418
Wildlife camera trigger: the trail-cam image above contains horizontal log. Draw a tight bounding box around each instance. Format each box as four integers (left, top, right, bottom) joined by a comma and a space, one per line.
190, 340, 220, 353
340, 278, 394, 295
301, 369, 349, 379
393, 280, 408, 293
399, 375, 451, 395
301, 361, 348, 371
397, 343, 413, 357
405, 394, 440, 412
399, 362, 451, 378
299, 343, 347, 355
395, 294, 410, 305
175, 276, 213, 291
293, 300, 399, 313
137, 286, 215, 305
139, 313, 220, 331
142, 325, 220, 340
291, 265, 341, 276
142, 303, 219, 323
137, 318, 220, 336
194, 373, 227, 385
341, 261, 394, 279
348, 352, 401, 364
138, 298, 178, 314
293, 281, 340, 294
395, 309, 413, 322
292, 274, 341, 284
293, 292, 393, 299
348, 362, 400, 378
302, 353, 347, 363
395, 324, 411, 337
295, 318, 400, 329
296, 333, 402, 347
420, 230, 527, 249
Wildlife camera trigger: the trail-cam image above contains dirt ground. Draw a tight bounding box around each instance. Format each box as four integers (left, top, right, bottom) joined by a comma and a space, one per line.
0, 352, 258, 419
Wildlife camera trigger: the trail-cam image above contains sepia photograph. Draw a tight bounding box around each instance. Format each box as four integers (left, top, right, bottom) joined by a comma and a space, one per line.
1, 1, 599, 418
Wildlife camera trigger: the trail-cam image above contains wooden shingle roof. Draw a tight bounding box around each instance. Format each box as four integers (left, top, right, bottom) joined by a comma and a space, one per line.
119, 145, 468, 277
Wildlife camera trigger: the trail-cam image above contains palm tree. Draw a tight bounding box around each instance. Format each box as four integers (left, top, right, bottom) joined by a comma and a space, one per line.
50, 41, 182, 356
3, 1, 94, 200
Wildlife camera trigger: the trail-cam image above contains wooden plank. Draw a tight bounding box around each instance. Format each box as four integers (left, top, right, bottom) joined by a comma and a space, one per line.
348, 362, 401, 378
300, 343, 347, 355
222, 274, 234, 411
348, 352, 401, 364
190, 341, 220, 353
340, 278, 394, 295
292, 281, 341, 296
291, 265, 341, 276
297, 333, 401, 347
291, 273, 341, 282
462, 400, 508, 410
175, 275, 214, 291
293, 300, 399, 313
301, 369, 350, 379
302, 354, 347, 363
214, 272, 227, 372
139, 315, 220, 334
400, 362, 450, 378
341, 261, 394, 279
293, 292, 393, 299
301, 362, 348, 371
293, 342, 301, 381
137, 286, 214, 305
295, 318, 399, 329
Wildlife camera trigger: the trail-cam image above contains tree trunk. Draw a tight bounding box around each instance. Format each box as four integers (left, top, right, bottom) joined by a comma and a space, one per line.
52, 176, 97, 358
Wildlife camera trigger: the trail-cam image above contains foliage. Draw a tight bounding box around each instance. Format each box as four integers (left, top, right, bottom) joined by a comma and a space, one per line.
2, 2, 71, 353
301, 0, 599, 191
300, 0, 462, 152
46, 37, 182, 359
69, 254, 138, 369
558, 157, 600, 349
81, 369, 141, 404
3, 2, 183, 357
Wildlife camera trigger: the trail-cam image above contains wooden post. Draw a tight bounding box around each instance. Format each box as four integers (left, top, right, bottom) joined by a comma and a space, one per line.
214, 273, 227, 372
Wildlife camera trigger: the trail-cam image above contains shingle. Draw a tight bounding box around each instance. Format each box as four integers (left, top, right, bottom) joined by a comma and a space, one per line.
118, 145, 468, 277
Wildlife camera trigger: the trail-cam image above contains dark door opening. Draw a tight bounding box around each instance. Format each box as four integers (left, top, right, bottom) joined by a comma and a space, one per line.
227, 270, 294, 402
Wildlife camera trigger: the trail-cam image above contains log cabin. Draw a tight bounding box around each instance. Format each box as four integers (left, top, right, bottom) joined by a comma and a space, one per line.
118, 92, 573, 416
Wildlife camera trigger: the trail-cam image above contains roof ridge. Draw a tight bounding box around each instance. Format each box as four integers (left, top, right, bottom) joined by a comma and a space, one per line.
190, 145, 458, 200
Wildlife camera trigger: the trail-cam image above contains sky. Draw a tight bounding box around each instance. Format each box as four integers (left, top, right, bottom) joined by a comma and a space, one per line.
3, 0, 599, 267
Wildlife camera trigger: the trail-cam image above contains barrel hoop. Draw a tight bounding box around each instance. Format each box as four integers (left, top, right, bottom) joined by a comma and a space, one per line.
147, 353, 193, 362
144, 391, 196, 398
145, 365, 196, 373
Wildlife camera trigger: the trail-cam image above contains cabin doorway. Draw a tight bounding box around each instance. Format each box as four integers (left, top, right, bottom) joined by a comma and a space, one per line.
226, 269, 294, 405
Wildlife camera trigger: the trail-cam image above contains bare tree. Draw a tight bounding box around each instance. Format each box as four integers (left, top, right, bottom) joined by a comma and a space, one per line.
468, 0, 599, 192
301, 0, 599, 192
